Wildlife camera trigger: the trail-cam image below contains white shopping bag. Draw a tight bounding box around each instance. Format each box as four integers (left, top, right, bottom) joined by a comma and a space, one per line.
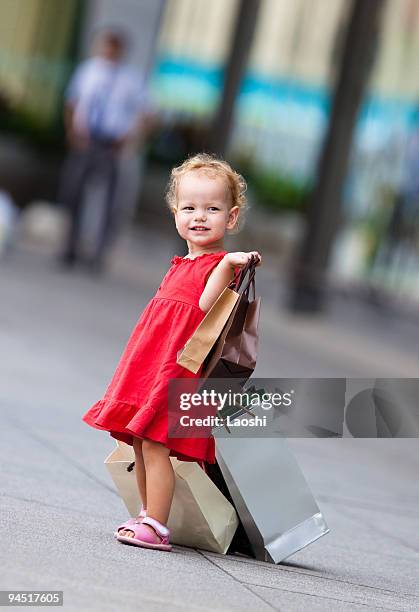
105, 440, 238, 554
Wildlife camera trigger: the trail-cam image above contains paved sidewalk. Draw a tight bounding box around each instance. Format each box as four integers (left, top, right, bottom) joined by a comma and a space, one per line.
1, 230, 418, 611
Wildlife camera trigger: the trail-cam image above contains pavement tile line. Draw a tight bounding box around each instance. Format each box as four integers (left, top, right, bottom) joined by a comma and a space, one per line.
336, 504, 419, 557
201, 553, 419, 601
71, 582, 227, 612
197, 550, 278, 612
2, 561, 227, 612
295, 537, 418, 565
317, 494, 419, 519
204, 559, 419, 612
0, 492, 116, 522
3, 412, 119, 497
245, 577, 416, 607
247, 584, 398, 612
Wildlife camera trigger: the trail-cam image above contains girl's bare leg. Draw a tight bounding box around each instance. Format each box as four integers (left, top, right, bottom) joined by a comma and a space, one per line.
142, 439, 175, 526
117, 439, 175, 541
133, 437, 147, 510
118, 437, 147, 538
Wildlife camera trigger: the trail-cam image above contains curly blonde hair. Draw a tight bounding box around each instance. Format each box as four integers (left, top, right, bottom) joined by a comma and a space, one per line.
165, 153, 247, 233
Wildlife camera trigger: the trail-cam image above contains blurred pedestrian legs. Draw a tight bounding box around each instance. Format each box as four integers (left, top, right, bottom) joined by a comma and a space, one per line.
59, 138, 119, 272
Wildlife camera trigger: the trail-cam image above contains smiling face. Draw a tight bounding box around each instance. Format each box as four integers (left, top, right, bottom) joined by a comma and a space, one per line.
174, 170, 239, 252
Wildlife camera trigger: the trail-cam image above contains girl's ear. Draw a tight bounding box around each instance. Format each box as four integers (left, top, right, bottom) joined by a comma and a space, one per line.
226, 205, 240, 230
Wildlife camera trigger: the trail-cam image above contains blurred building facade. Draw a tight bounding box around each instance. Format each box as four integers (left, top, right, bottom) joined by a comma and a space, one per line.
152, 0, 419, 301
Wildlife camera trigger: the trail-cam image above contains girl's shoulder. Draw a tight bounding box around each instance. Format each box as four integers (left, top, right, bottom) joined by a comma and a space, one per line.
170, 251, 227, 288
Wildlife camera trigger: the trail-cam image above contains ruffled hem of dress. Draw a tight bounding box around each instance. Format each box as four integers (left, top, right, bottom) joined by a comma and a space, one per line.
82, 397, 145, 432
171, 251, 227, 265
82, 398, 215, 463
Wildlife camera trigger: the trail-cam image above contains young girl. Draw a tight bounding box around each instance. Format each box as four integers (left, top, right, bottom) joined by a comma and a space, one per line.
82, 153, 261, 551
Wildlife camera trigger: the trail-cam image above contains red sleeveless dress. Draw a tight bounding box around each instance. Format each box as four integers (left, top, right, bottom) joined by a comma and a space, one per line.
82, 250, 227, 463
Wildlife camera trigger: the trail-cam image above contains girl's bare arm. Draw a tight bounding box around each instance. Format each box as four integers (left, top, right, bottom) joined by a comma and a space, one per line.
199, 251, 261, 313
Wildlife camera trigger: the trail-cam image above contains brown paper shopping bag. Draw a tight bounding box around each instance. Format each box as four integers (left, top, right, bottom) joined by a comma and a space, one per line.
190, 256, 260, 392
202, 258, 260, 382
176, 286, 240, 373
105, 441, 239, 554
177, 257, 261, 375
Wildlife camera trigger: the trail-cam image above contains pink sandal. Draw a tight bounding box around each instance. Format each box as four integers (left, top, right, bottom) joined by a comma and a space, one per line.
113, 506, 146, 538
116, 516, 172, 551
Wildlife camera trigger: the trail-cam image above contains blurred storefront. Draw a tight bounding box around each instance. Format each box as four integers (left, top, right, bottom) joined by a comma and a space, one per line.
0, 0, 82, 125
151, 0, 419, 302
0, 0, 163, 129
152, 0, 419, 177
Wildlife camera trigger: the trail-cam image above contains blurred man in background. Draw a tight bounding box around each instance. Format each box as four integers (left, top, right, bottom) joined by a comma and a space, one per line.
59, 27, 150, 273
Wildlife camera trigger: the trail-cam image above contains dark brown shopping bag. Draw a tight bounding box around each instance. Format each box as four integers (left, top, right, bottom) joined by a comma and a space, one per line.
201, 256, 261, 382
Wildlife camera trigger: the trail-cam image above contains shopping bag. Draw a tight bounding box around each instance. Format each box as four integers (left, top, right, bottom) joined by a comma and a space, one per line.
105, 440, 239, 554
204, 460, 255, 558
211, 415, 330, 563
201, 256, 260, 383
177, 257, 260, 375
176, 285, 240, 374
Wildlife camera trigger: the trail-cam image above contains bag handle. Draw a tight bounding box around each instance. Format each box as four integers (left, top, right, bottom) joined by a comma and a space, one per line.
229, 256, 254, 290
229, 255, 258, 298
228, 258, 250, 290
244, 269, 256, 300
